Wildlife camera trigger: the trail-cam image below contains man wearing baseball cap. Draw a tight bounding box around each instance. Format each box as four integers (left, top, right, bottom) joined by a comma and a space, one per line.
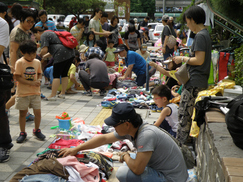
59, 103, 188, 182
113, 44, 152, 86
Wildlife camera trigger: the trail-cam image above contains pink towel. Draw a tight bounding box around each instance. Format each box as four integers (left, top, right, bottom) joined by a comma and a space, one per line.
57, 156, 99, 182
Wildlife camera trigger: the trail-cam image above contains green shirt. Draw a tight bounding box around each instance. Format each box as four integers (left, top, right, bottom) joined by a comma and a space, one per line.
105, 47, 116, 62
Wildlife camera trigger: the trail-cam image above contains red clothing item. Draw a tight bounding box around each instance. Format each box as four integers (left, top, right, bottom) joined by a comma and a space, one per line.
48, 138, 84, 149
69, 20, 77, 30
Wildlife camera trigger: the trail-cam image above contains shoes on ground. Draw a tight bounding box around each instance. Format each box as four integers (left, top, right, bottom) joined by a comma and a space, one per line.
26, 112, 35, 121
16, 132, 27, 143
0, 148, 10, 163
33, 129, 46, 141
100, 90, 106, 96
86, 90, 92, 96
44, 96, 57, 101
57, 94, 65, 99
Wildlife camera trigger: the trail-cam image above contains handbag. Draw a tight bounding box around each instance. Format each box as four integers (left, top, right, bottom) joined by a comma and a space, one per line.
166, 25, 177, 49
175, 63, 190, 84
0, 53, 14, 92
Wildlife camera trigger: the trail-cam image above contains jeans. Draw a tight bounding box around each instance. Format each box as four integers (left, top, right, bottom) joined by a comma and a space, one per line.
0, 90, 13, 149
20, 174, 67, 182
116, 153, 167, 182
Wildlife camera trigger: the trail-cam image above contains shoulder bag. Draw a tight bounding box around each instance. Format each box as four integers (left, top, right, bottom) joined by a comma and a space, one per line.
166, 25, 177, 49
0, 53, 14, 92
175, 63, 190, 84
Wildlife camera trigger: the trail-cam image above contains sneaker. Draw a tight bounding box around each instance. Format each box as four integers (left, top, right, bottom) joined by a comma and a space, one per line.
26, 112, 35, 121
33, 129, 46, 141
100, 90, 106, 96
0, 148, 10, 163
86, 90, 92, 96
57, 94, 65, 99
16, 132, 27, 143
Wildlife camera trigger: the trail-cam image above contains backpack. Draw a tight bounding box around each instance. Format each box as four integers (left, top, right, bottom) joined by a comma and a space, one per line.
225, 94, 243, 149
51, 31, 78, 49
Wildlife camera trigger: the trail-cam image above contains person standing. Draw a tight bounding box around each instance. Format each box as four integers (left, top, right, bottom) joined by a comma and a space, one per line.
0, 3, 13, 163
99, 12, 109, 52
172, 6, 212, 144
124, 24, 141, 51
108, 15, 120, 47
14, 40, 46, 143
161, 15, 177, 61
33, 27, 75, 100
69, 17, 77, 31
138, 16, 150, 30
35, 10, 57, 31
70, 18, 85, 46
89, 8, 112, 41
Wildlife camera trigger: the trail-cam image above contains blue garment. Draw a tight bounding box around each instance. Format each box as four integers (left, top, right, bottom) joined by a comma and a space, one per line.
83, 40, 95, 48
125, 50, 151, 76
35, 20, 57, 31
20, 174, 67, 182
85, 47, 104, 60
43, 66, 54, 84
116, 153, 167, 182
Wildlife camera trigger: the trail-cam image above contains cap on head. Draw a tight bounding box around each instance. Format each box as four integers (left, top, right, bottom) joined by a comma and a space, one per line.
104, 103, 137, 126
113, 44, 127, 53
162, 15, 169, 21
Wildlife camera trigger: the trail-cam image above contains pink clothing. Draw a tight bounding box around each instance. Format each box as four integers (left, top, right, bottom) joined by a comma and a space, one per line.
14, 58, 42, 97
57, 156, 100, 182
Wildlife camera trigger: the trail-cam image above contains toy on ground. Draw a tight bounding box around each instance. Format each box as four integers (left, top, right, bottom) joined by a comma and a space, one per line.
56, 112, 71, 120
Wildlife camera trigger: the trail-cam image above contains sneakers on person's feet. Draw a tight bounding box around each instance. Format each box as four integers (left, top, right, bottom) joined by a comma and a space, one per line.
57, 94, 65, 99
0, 148, 10, 163
33, 129, 46, 141
26, 112, 35, 121
100, 90, 106, 96
16, 132, 27, 143
86, 90, 92, 96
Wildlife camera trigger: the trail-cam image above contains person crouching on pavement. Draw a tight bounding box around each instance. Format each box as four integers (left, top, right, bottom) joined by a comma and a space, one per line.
59, 103, 188, 182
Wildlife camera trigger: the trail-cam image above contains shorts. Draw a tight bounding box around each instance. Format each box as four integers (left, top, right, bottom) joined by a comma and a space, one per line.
15, 95, 41, 110
105, 61, 115, 67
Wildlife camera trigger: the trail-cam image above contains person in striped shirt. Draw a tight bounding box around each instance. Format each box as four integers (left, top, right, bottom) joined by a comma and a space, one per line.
35, 10, 56, 31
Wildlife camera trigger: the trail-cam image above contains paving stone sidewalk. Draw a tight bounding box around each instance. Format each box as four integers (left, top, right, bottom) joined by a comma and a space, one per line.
0, 82, 159, 182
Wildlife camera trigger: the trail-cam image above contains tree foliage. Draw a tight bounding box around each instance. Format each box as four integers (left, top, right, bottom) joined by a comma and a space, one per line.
36, 0, 106, 16
130, 0, 155, 18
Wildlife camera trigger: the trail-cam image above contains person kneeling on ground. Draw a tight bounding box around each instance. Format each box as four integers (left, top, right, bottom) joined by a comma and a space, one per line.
115, 44, 154, 86
152, 85, 179, 137
59, 103, 188, 182
79, 53, 110, 96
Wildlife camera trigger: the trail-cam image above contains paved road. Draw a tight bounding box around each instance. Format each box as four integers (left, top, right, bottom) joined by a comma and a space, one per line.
0, 81, 159, 181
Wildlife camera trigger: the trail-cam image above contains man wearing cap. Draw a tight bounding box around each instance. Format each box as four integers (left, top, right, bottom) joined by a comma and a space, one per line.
136, 44, 150, 61
161, 15, 177, 61
59, 103, 188, 182
0, 2, 13, 163
114, 44, 151, 86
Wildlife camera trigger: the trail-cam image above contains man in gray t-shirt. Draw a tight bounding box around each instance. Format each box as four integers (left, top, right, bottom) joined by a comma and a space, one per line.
59, 103, 188, 182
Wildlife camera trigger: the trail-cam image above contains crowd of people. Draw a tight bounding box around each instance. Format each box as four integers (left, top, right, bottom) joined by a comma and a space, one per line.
0, 2, 212, 181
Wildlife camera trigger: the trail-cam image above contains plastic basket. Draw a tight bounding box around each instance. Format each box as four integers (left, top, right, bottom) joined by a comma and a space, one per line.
58, 119, 71, 130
